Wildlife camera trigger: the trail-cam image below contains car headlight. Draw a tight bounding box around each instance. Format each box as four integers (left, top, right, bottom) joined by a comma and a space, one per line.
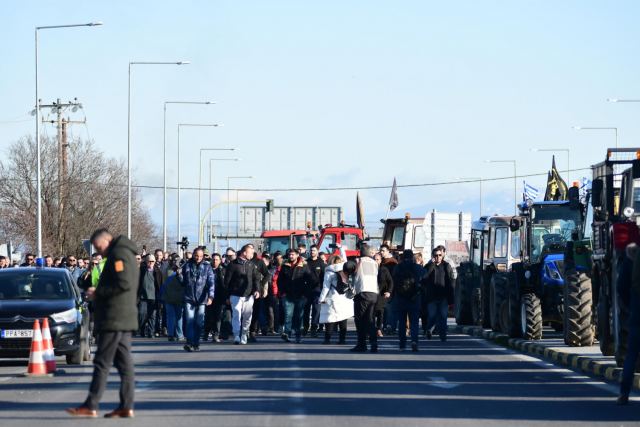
50, 308, 78, 324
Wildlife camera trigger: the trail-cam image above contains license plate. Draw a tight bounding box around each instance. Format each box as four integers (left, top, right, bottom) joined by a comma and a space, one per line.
1, 329, 34, 338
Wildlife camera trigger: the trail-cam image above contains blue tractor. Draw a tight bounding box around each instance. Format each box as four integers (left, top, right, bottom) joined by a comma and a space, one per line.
497, 197, 588, 340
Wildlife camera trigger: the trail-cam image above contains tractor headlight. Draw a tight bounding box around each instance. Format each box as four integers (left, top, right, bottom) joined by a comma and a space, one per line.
50, 308, 78, 324
546, 264, 562, 281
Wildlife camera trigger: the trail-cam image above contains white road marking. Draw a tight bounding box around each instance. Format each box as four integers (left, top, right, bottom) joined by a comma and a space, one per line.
427, 376, 459, 389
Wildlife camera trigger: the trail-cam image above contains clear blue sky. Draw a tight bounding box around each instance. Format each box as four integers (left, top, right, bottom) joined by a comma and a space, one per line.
2, 1, 640, 242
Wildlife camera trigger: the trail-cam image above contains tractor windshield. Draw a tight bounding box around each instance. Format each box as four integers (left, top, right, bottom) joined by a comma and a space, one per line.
529, 204, 581, 263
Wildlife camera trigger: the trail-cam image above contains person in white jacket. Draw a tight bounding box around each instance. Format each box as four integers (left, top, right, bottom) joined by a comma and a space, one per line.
319, 249, 354, 344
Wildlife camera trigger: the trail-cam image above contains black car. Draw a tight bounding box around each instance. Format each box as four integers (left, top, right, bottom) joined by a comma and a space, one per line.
0, 267, 91, 364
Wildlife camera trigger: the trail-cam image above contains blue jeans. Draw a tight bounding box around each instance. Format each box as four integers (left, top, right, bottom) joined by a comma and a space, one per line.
395, 296, 420, 347
427, 298, 449, 340
621, 291, 640, 396
283, 296, 307, 337
184, 302, 206, 346
165, 303, 184, 339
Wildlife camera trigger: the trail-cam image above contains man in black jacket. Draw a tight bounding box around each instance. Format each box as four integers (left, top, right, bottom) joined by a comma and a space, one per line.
278, 248, 312, 343
305, 245, 326, 337
249, 252, 271, 342
422, 247, 455, 342
392, 250, 425, 351
67, 229, 138, 418
224, 244, 260, 345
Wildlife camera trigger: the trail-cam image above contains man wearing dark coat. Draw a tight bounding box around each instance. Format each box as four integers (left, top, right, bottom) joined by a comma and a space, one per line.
67, 229, 139, 418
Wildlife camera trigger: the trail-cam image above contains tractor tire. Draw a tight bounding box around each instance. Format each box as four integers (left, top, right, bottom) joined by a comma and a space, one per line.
490, 274, 507, 333
563, 270, 594, 347
482, 279, 492, 329
471, 286, 484, 327
597, 273, 615, 356
454, 265, 473, 325
520, 293, 543, 340
506, 273, 522, 338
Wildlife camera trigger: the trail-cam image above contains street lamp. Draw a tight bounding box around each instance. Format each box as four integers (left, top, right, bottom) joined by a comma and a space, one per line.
573, 126, 618, 150
531, 148, 570, 183
208, 158, 240, 245
456, 177, 482, 217
227, 176, 253, 246
197, 150, 236, 245
34, 21, 103, 257
127, 61, 189, 240
162, 101, 215, 251
486, 160, 517, 215
176, 123, 227, 244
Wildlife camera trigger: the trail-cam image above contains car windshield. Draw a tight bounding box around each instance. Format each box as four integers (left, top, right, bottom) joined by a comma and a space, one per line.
0, 271, 73, 300
530, 204, 581, 263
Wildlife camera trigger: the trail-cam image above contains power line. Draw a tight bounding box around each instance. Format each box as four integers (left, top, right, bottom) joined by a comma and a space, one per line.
131, 167, 592, 192
0, 167, 591, 192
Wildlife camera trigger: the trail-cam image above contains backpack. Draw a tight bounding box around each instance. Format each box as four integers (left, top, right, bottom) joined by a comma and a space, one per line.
396, 267, 419, 299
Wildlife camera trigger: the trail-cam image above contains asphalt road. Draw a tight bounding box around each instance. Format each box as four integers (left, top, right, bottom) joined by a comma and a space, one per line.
0, 326, 638, 426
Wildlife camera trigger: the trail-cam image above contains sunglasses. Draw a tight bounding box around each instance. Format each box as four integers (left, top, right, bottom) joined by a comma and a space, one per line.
434, 254, 443, 257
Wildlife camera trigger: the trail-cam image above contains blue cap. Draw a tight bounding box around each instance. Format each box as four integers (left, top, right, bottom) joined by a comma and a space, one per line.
35, 257, 45, 267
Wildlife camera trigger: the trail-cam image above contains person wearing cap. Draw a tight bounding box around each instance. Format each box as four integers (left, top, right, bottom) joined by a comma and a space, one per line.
351, 243, 380, 353
137, 254, 161, 338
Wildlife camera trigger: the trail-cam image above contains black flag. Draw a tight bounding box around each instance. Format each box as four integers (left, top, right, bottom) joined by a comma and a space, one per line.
356, 192, 365, 229
544, 156, 569, 201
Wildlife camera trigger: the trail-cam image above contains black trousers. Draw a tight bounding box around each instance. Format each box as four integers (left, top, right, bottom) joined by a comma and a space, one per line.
138, 300, 156, 337
354, 292, 378, 348
250, 298, 266, 334
324, 319, 347, 343
84, 331, 135, 410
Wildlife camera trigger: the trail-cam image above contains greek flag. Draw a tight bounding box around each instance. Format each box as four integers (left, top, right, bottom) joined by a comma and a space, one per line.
581, 176, 592, 189
523, 181, 539, 201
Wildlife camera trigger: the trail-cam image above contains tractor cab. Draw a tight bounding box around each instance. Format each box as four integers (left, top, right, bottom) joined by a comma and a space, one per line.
314, 223, 366, 259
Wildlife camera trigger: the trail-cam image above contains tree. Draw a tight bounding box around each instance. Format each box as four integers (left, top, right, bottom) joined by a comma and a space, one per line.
0, 136, 158, 256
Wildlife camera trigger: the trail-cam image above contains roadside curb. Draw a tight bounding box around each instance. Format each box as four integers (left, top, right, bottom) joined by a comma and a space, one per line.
450, 325, 640, 391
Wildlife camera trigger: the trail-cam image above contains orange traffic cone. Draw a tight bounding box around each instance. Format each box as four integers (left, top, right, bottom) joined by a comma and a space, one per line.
41, 318, 56, 374
26, 319, 47, 376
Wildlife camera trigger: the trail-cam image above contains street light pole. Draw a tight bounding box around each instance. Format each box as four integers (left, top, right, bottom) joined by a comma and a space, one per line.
176, 123, 224, 245
227, 176, 253, 246
208, 158, 239, 244
127, 61, 189, 240
531, 148, 570, 183
163, 101, 214, 251
486, 160, 517, 215
34, 21, 102, 258
573, 126, 618, 150
197, 149, 235, 245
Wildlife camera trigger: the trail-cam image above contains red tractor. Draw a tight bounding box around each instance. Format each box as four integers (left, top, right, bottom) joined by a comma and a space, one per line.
314, 223, 366, 259
260, 230, 315, 254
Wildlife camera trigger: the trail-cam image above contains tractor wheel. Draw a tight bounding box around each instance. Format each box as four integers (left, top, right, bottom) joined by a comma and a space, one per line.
506, 273, 522, 338
520, 293, 543, 340
471, 286, 484, 327
490, 274, 506, 333
482, 279, 492, 329
597, 273, 615, 356
563, 270, 594, 347
454, 265, 473, 325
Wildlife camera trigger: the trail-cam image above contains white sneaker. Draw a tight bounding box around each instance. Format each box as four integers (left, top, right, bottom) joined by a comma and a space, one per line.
240, 334, 248, 345
234, 336, 241, 345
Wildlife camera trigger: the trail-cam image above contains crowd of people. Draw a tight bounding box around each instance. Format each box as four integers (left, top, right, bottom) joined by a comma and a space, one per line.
9, 241, 457, 353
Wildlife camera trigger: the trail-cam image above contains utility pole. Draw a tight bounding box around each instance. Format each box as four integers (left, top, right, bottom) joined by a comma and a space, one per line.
40, 98, 84, 254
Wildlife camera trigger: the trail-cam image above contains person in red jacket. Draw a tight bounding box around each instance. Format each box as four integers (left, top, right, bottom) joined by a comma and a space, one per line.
267, 251, 283, 334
